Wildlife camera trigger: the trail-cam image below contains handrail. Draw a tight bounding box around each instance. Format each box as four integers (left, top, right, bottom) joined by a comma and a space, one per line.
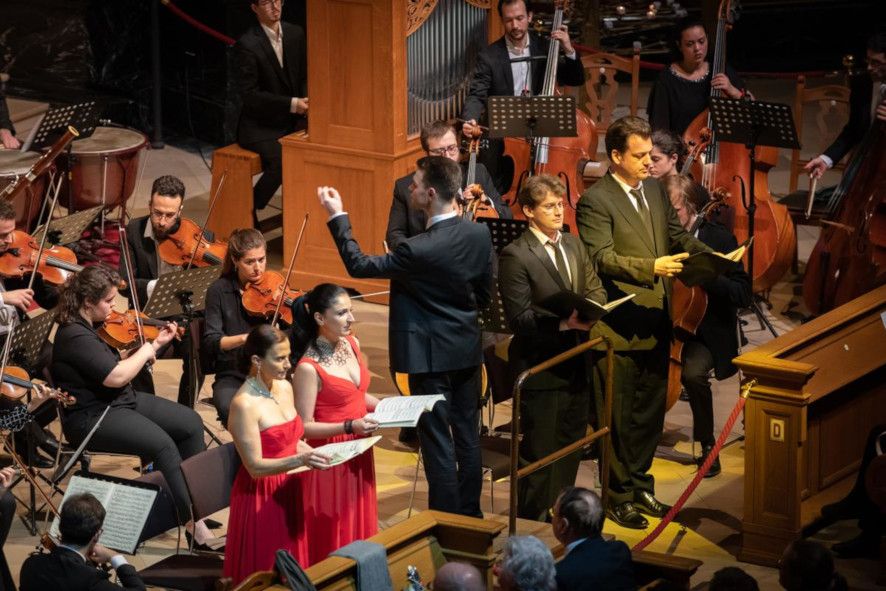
508, 335, 614, 536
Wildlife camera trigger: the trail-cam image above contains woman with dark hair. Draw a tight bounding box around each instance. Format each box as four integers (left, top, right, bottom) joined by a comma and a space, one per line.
646, 18, 746, 135
779, 540, 848, 591
649, 130, 687, 178
291, 283, 380, 564
201, 228, 275, 426
224, 324, 330, 584
49, 265, 209, 543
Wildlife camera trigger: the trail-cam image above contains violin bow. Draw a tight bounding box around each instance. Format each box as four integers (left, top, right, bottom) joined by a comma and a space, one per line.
185, 170, 227, 271
117, 226, 148, 350
25, 174, 66, 292
271, 213, 309, 327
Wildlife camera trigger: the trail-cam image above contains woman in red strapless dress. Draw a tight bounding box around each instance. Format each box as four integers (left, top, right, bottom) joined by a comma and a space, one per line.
292, 284, 381, 565
224, 325, 333, 585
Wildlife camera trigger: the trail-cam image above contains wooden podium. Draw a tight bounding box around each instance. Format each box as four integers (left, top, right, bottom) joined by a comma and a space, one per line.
734, 284, 886, 566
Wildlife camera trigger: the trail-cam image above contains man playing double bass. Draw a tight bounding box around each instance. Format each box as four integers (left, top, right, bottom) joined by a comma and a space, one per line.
461, 0, 584, 193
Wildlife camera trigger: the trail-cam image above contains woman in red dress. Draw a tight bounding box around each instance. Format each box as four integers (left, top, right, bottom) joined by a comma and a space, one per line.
224, 324, 331, 585
292, 283, 381, 564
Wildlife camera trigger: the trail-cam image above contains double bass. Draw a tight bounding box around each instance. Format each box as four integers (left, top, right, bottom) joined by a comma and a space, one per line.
682, 0, 795, 293
502, 0, 596, 232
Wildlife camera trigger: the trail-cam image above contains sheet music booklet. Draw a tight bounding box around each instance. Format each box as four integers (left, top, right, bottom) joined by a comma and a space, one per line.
288, 435, 382, 474
367, 394, 446, 428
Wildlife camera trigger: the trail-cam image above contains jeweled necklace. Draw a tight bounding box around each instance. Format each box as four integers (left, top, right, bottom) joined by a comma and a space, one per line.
246, 376, 278, 405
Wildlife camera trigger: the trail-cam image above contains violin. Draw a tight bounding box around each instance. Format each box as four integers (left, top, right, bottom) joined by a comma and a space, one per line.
98, 310, 183, 350
0, 230, 83, 285
461, 123, 499, 221
241, 271, 304, 326
1, 365, 76, 406
157, 217, 227, 268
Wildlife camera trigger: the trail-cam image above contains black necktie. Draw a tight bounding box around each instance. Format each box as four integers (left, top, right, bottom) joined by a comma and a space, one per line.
549, 240, 572, 290
630, 188, 654, 243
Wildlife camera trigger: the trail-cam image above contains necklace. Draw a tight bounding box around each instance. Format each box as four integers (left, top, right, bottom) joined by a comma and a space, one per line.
314, 337, 350, 366
246, 376, 278, 405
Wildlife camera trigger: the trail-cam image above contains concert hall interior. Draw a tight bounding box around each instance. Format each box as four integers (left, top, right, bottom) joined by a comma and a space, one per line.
0, 1, 884, 590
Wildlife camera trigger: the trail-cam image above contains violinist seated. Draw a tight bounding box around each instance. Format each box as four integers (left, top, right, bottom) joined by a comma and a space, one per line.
121, 174, 215, 405
19, 492, 146, 591
386, 120, 511, 250
49, 266, 212, 548
202, 229, 286, 428
0, 88, 19, 150
460, 0, 585, 193
662, 175, 751, 477
805, 32, 886, 180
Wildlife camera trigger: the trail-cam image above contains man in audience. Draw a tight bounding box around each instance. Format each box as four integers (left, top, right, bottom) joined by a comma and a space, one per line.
778, 540, 848, 591
497, 536, 556, 591
552, 486, 635, 590
20, 493, 146, 590
709, 567, 759, 591
433, 562, 485, 591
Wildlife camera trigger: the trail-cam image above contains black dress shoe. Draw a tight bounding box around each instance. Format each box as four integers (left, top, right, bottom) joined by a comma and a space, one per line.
606, 502, 648, 529
698, 445, 721, 478
634, 491, 671, 518
831, 531, 879, 559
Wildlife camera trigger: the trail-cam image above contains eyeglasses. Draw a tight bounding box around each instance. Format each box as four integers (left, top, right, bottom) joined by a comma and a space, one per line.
427, 144, 460, 157
150, 210, 179, 221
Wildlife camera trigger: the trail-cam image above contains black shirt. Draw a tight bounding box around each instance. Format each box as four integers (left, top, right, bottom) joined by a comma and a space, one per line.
647, 63, 744, 135
51, 317, 137, 416
201, 274, 267, 377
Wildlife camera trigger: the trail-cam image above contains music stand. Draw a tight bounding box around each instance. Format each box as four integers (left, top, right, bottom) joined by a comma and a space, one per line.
7, 309, 57, 374
709, 97, 800, 337
31, 204, 104, 246
477, 218, 531, 335
26, 101, 99, 151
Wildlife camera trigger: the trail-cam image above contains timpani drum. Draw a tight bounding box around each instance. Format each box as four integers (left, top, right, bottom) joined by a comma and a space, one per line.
60, 126, 148, 211
0, 150, 49, 230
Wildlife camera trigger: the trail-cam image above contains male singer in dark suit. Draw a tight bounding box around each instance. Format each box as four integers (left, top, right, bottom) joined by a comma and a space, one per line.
233, 0, 308, 224
386, 120, 511, 249
498, 174, 606, 520
0, 88, 19, 149
552, 487, 635, 591
20, 493, 146, 591
805, 32, 886, 179
577, 116, 711, 529
318, 157, 493, 517
461, 0, 584, 192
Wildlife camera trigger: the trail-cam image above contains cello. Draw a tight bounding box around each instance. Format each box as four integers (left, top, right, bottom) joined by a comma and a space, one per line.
461, 122, 499, 221
682, 0, 795, 293
501, 0, 596, 232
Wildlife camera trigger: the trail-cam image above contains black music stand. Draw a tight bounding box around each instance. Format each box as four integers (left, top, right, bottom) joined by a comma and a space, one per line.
709, 97, 800, 337
488, 95, 577, 175
477, 218, 531, 334
31, 204, 104, 247
7, 310, 57, 375
26, 102, 99, 152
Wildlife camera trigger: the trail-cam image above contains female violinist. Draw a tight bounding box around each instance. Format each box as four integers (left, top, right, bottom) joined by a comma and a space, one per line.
648, 130, 687, 179
49, 265, 212, 545
647, 18, 747, 135
662, 175, 750, 477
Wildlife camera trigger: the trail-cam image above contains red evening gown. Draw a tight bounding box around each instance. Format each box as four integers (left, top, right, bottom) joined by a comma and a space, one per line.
224, 417, 308, 584
298, 336, 378, 565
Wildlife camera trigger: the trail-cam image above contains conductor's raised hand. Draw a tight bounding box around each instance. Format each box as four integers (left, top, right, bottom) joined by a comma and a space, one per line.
317, 186, 344, 217
654, 252, 689, 277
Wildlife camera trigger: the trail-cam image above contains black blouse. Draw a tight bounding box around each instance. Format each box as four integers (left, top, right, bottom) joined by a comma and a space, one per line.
647, 63, 745, 136
201, 274, 267, 378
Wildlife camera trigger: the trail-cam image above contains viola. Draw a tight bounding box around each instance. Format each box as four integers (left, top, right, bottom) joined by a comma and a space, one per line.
501, 0, 597, 232
0, 230, 83, 285
1, 365, 76, 407
98, 309, 183, 350
461, 123, 499, 221
241, 271, 304, 326
157, 217, 227, 268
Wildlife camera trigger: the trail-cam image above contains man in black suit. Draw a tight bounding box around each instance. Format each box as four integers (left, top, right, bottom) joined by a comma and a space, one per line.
805, 32, 885, 179
20, 493, 146, 590
461, 0, 584, 193
552, 486, 635, 591
663, 175, 751, 478
233, 0, 308, 224
577, 116, 711, 529
386, 120, 511, 250
498, 174, 606, 520
0, 88, 19, 149
318, 156, 493, 517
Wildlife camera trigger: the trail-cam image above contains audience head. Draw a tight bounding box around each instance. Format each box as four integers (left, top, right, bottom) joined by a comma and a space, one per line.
291, 283, 351, 359
58, 264, 122, 324
222, 228, 267, 283
867, 31, 886, 81
411, 156, 462, 212
59, 493, 106, 549
649, 130, 686, 178
517, 174, 566, 236
148, 175, 185, 238
497, 536, 556, 591
779, 540, 848, 591
606, 116, 653, 185
420, 120, 461, 162
673, 18, 708, 67
241, 324, 291, 379
552, 486, 604, 545
710, 567, 759, 591
433, 562, 485, 591
0, 199, 17, 253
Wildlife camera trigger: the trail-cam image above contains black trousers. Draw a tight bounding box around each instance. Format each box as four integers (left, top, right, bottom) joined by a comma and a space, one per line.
410, 366, 483, 518
62, 392, 205, 523
0, 490, 14, 591
593, 344, 668, 505
518, 384, 588, 521
211, 374, 243, 428
239, 138, 282, 212
681, 339, 716, 447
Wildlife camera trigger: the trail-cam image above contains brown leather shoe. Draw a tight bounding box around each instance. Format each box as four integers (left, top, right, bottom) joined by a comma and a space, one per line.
634, 491, 671, 518
606, 502, 649, 529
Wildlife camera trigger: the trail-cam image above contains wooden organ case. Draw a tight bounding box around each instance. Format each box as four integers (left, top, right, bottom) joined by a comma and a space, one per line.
281, 1, 498, 301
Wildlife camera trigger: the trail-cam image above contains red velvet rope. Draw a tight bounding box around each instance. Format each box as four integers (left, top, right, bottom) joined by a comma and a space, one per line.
160, 0, 236, 47
631, 386, 750, 552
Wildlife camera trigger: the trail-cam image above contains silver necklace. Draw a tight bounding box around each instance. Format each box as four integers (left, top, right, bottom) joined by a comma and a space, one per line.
247, 376, 278, 405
